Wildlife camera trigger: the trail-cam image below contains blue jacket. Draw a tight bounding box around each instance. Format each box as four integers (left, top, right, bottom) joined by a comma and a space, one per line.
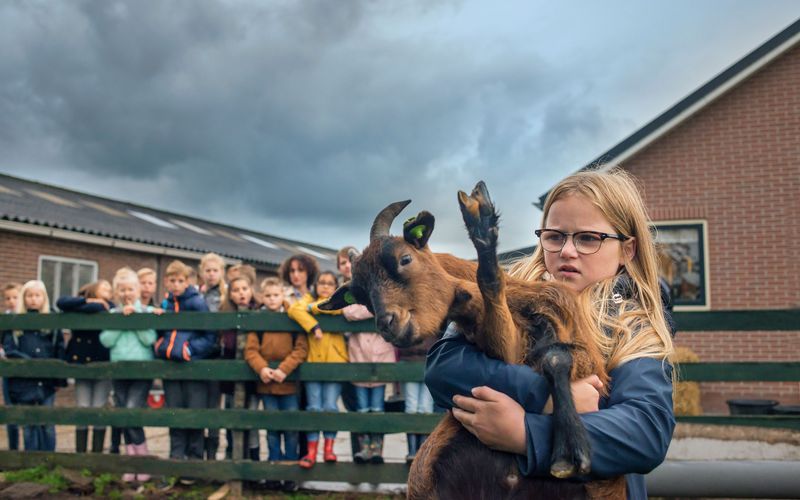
425, 326, 674, 500
154, 286, 216, 361
2, 316, 66, 404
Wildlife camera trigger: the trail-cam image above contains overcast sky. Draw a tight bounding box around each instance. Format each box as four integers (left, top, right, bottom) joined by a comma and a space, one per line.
1, 1, 798, 258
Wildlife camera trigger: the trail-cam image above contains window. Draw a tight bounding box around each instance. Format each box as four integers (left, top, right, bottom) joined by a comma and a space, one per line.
653, 222, 708, 309
38, 256, 98, 309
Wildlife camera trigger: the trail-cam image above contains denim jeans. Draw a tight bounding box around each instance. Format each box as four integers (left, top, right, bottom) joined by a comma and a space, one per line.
262, 393, 300, 460
22, 393, 56, 451
75, 379, 112, 431
404, 382, 434, 413
112, 380, 152, 445
304, 381, 342, 441
355, 385, 386, 413
3, 378, 19, 450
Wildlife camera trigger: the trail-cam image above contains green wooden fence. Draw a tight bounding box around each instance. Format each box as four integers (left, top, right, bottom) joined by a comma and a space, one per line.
0, 310, 797, 484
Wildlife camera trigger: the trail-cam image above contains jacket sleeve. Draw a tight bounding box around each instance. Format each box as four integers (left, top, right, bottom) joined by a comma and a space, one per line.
186, 297, 217, 359
244, 332, 267, 374
99, 330, 122, 348
516, 357, 675, 478
424, 324, 552, 413
135, 329, 157, 347
56, 296, 107, 313
54, 329, 66, 360
278, 331, 309, 376
287, 297, 320, 334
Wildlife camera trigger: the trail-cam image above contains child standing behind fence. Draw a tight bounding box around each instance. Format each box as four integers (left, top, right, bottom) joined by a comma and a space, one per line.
2, 280, 65, 451
58, 280, 114, 454
100, 267, 162, 482
199, 253, 227, 461
137, 268, 158, 308
245, 277, 308, 466
288, 271, 347, 469
2, 282, 22, 451
154, 260, 216, 475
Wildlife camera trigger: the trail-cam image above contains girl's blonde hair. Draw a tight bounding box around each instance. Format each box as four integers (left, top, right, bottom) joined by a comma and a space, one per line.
509, 167, 673, 370
112, 267, 140, 302
200, 253, 228, 297
16, 280, 50, 314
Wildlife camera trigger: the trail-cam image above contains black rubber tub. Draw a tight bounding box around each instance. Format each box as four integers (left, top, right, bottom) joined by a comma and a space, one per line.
772, 405, 800, 415
726, 399, 779, 415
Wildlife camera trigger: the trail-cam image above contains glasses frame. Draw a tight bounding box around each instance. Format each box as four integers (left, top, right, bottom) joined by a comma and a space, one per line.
534, 228, 630, 255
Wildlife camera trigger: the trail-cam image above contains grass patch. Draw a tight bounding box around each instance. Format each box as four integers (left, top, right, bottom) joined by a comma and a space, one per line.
4, 465, 69, 493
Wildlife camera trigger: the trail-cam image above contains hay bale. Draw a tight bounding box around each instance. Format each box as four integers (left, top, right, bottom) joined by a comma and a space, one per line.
670, 347, 702, 416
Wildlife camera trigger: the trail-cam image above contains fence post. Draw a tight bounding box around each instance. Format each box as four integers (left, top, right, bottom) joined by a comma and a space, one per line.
229, 324, 248, 496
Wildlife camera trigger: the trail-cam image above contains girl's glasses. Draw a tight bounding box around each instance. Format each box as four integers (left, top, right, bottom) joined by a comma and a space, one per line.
535, 229, 629, 255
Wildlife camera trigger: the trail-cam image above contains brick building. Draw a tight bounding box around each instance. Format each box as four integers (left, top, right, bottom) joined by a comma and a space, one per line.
535, 19, 800, 411
0, 173, 338, 302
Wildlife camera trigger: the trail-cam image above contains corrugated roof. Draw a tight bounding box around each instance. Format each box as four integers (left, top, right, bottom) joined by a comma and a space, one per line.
0, 173, 338, 269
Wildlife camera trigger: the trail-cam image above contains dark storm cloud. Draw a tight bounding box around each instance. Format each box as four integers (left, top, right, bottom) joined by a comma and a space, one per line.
0, 0, 638, 253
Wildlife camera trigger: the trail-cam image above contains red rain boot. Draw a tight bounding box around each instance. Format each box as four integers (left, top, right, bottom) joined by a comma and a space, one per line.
323, 438, 337, 463
299, 440, 318, 469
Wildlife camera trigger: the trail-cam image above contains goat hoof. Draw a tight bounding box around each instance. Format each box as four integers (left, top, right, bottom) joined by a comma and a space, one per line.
550, 460, 577, 479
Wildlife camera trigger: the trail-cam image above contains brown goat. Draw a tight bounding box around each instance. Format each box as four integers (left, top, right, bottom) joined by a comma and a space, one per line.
320, 182, 625, 499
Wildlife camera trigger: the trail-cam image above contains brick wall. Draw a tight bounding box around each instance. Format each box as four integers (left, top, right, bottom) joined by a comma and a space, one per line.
625, 44, 800, 411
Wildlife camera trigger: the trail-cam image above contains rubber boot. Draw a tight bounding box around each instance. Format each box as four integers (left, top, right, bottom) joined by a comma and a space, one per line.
122, 444, 136, 482
91, 427, 106, 453
75, 428, 88, 453
109, 427, 122, 454
134, 442, 151, 482
405, 433, 417, 464
369, 433, 384, 464
298, 440, 318, 469
353, 433, 371, 464
323, 438, 337, 463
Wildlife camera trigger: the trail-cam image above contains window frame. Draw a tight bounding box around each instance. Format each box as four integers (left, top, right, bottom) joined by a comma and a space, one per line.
37, 255, 99, 309
653, 220, 710, 311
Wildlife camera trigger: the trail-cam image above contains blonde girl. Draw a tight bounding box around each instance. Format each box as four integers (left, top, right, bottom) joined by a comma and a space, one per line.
3, 280, 65, 451
425, 168, 675, 500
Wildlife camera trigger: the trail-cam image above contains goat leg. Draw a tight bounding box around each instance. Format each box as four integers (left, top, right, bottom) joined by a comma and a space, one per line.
540, 343, 592, 478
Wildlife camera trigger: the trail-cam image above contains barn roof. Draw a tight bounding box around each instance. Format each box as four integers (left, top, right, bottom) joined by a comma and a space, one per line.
0, 172, 338, 269
535, 17, 800, 209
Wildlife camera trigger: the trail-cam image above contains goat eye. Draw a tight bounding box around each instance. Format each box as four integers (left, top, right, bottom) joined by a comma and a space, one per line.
399, 254, 412, 266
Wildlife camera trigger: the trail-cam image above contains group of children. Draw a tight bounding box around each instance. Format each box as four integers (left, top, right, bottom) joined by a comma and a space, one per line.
1, 247, 433, 483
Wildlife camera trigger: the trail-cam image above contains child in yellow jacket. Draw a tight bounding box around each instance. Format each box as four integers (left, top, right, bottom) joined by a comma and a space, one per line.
287, 271, 347, 468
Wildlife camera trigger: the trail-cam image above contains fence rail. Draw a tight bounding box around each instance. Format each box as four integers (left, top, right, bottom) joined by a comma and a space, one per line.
0, 309, 797, 491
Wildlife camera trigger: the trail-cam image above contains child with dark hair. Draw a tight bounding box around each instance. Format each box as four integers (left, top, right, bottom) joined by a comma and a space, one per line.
58, 279, 114, 453
3, 280, 65, 451
2, 282, 22, 451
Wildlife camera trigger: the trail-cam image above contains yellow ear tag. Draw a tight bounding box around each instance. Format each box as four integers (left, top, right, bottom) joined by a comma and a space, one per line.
410, 225, 426, 240
344, 291, 356, 305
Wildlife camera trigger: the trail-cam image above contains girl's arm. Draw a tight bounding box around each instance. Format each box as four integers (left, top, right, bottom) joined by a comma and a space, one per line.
54, 329, 67, 360
287, 298, 320, 334
516, 357, 674, 478
135, 329, 157, 347
424, 324, 552, 413
56, 296, 107, 313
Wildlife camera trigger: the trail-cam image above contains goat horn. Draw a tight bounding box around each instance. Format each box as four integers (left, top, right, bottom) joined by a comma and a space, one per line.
370, 200, 411, 242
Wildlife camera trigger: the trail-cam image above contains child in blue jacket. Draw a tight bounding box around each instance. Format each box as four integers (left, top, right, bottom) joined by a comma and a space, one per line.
2, 280, 65, 451
424, 169, 675, 500
154, 260, 216, 464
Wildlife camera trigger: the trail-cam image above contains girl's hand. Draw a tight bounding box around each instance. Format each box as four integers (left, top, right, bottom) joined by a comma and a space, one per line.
122, 305, 136, 316
572, 375, 603, 413
452, 386, 526, 455
259, 367, 273, 384
270, 368, 287, 383
152, 308, 164, 315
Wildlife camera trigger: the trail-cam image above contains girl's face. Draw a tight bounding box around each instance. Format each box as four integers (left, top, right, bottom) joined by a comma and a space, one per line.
203, 262, 223, 287
315, 274, 337, 300
288, 260, 308, 289
229, 279, 253, 308
24, 288, 45, 311
97, 281, 113, 301
139, 274, 156, 300
116, 281, 140, 306
543, 194, 635, 293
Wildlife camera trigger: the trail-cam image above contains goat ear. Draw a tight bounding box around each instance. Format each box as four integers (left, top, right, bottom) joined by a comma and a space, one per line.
403, 211, 435, 249
316, 282, 356, 311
